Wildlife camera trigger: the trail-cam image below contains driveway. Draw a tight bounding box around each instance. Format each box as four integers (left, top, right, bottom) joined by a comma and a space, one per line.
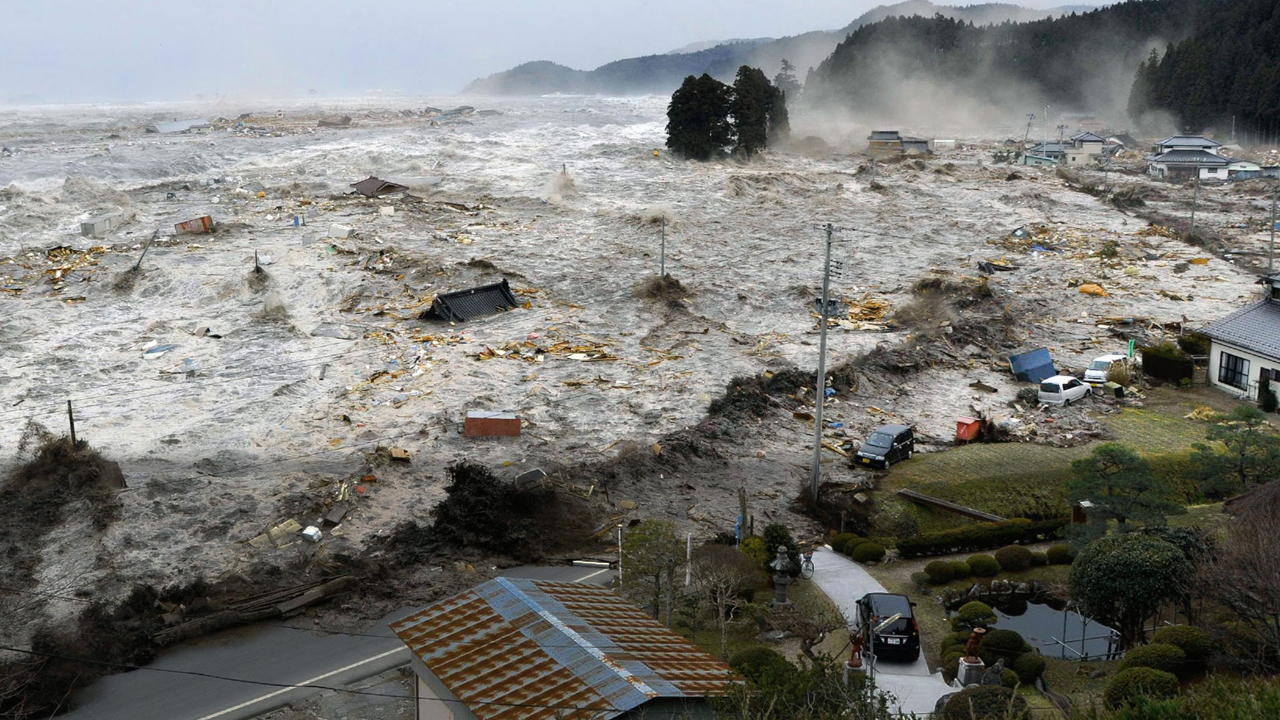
810, 547, 955, 716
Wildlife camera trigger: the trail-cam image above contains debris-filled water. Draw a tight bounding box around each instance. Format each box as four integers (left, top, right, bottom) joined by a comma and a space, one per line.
0, 95, 1270, 651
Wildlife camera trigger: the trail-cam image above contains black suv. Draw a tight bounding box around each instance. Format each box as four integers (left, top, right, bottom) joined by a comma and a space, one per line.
855, 424, 915, 469
856, 592, 921, 662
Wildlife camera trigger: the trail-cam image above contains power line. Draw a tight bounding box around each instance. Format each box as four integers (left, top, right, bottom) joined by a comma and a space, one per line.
0, 643, 626, 714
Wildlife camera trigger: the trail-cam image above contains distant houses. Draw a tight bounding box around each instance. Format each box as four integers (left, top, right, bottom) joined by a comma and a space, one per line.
1019, 132, 1107, 167
867, 130, 932, 156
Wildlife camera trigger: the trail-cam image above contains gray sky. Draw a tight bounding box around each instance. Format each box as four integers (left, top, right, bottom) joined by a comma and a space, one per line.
3, 0, 1089, 103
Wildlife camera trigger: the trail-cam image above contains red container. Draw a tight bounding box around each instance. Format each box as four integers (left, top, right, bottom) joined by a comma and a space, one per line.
956, 417, 981, 442
464, 411, 521, 437
175, 215, 213, 234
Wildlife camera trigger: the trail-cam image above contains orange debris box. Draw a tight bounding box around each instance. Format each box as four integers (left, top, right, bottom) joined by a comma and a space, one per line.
175, 216, 213, 234
464, 411, 521, 437
956, 417, 981, 442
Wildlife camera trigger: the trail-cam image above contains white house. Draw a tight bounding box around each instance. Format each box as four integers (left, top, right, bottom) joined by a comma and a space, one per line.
1201, 275, 1280, 401
1153, 135, 1223, 155
1147, 149, 1229, 180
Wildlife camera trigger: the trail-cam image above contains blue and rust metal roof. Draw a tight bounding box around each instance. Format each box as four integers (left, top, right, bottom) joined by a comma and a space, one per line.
390, 578, 735, 720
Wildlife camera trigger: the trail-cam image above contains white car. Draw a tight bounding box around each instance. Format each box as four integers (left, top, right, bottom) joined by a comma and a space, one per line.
1038, 375, 1090, 406
1083, 354, 1131, 387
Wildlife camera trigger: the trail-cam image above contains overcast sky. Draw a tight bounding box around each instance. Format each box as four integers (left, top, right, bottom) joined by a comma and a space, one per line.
2, 0, 1090, 103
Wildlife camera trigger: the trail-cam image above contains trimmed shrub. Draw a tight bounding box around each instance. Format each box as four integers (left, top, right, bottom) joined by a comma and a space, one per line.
979, 629, 1032, 666
994, 545, 1034, 572
924, 560, 956, 585
851, 542, 886, 563
949, 560, 973, 579
1119, 643, 1185, 676
1046, 544, 1075, 565
1151, 625, 1213, 665
1010, 651, 1047, 684
910, 571, 930, 590
942, 686, 1030, 720
951, 601, 997, 632
896, 518, 1069, 558
940, 648, 965, 683
941, 630, 975, 655
831, 533, 859, 551
968, 554, 1000, 577
762, 523, 800, 575
740, 536, 769, 566
1104, 667, 1180, 709
1030, 551, 1049, 567
842, 537, 867, 556
1001, 667, 1021, 688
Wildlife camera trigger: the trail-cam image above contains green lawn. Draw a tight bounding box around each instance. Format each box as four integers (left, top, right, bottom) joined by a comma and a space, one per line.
874, 386, 1244, 535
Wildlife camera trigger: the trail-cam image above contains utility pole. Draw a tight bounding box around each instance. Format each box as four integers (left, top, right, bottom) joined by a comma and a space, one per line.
1270, 183, 1277, 275
810, 224, 838, 502
1043, 105, 1050, 150
1190, 173, 1200, 239
660, 216, 666, 278
1023, 113, 1035, 146
1057, 124, 1067, 146
67, 400, 77, 445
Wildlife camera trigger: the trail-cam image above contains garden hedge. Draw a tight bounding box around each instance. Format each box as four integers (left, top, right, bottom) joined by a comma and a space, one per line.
942, 686, 1030, 720
1151, 625, 1212, 665
1046, 544, 1075, 564
949, 560, 973, 579
925, 560, 956, 585
895, 518, 1068, 558
851, 542, 886, 563
1010, 651, 1047, 684
1104, 667, 1180, 708
994, 545, 1034, 572
968, 554, 1001, 577
1119, 643, 1186, 676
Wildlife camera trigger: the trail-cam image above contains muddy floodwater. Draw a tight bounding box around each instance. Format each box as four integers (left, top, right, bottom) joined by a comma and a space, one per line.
0, 95, 1269, 646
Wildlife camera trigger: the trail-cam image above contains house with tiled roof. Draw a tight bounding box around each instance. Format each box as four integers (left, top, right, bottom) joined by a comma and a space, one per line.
390, 578, 736, 720
1201, 275, 1280, 401
1147, 135, 1229, 180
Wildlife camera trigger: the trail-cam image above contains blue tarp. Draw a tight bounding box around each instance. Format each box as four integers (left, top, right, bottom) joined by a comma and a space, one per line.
1009, 348, 1057, 383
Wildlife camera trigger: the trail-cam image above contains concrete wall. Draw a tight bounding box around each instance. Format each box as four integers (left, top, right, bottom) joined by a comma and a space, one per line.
1209, 340, 1280, 401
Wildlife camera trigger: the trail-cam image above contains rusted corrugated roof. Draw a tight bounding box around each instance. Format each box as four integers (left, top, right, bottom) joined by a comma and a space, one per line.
390, 578, 735, 720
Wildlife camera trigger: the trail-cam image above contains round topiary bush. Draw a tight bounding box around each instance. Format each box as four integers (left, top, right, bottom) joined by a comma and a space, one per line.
940, 649, 964, 683
995, 545, 1034, 572
1001, 667, 1021, 688
951, 601, 997, 632
911, 571, 930, 589
832, 533, 858, 551
1030, 551, 1049, 567
968, 554, 1001, 577
1119, 643, 1186, 676
851, 542, 886, 563
1104, 667, 1180, 709
843, 537, 867, 556
1010, 651, 1047, 684
940, 630, 975, 655
925, 560, 956, 585
979, 629, 1032, 666
1151, 625, 1213, 665
1046, 544, 1075, 565
942, 686, 1030, 720
949, 560, 973, 579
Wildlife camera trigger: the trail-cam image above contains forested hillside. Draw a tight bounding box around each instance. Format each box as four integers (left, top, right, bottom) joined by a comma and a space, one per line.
1130, 0, 1280, 136
463, 1, 1095, 96
804, 0, 1195, 122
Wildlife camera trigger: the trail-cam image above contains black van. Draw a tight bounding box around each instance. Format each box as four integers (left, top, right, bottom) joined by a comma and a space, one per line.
855, 424, 915, 469
856, 592, 921, 662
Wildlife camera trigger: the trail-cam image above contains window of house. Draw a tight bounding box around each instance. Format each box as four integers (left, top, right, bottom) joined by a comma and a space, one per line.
1219, 352, 1250, 390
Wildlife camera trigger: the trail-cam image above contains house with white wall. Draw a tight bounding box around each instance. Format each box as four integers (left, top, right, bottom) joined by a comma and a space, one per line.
1201, 275, 1280, 401
1147, 135, 1230, 180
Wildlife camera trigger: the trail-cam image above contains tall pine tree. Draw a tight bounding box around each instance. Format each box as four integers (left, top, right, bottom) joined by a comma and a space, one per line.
730, 66, 774, 157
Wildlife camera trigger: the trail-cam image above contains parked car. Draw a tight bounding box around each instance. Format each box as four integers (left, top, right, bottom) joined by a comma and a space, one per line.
1083, 353, 1133, 387
856, 592, 921, 662
855, 424, 915, 469
1038, 375, 1090, 406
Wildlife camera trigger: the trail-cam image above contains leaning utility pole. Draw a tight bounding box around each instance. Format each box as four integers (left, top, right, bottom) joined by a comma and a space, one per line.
1023, 114, 1035, 146
660, 216, 666, 277
810, 224, 838, 502
1190, 173, 1201, 239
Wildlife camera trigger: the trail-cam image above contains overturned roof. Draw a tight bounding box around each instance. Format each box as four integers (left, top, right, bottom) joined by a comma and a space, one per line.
146, 119, 211, 134
1152, 149, 1229, 165
1200, 299, 1280, 361
351, 176, 409, 197
423, 279, 519, 322
390, 578, 735, 720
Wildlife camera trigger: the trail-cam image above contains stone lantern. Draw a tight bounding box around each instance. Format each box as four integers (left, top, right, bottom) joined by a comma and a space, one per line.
769, 545, 793, 606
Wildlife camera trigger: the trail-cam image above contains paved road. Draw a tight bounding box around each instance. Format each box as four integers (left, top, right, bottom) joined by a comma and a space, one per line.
810, 547, 955, 716
64, 564, 615, 720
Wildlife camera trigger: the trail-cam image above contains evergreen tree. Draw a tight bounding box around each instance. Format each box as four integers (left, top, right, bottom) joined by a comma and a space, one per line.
1068, 442, 1182, 530
773, 58, 801, 99
730, 65, 774, 157
768, 89, 790, 145
665, 73, 733, 161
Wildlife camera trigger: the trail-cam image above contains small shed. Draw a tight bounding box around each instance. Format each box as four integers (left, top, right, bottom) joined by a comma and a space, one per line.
351, 176, 409, 198
868, 130, 903, 155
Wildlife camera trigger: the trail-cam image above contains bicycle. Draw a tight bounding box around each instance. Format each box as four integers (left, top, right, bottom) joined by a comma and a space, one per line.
800, 549, 815, 579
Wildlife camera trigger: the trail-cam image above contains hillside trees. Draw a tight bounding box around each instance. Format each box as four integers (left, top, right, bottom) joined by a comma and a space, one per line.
666, 66, 786, 160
